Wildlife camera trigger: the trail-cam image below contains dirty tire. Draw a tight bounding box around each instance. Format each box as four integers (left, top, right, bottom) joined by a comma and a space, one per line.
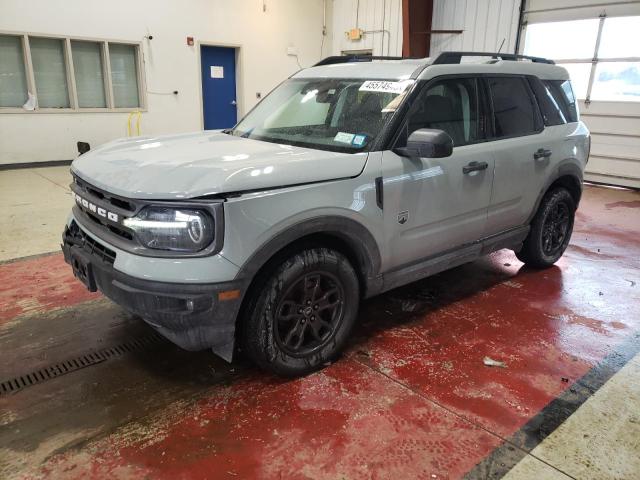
516, 187, 575, 268
241, 248, 360, 377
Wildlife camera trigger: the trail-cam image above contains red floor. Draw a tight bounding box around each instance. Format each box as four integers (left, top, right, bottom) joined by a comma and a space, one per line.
1, 185, 639, 479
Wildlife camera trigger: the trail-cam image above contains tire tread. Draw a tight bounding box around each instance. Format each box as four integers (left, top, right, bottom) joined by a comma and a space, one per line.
241, 247, 359, 377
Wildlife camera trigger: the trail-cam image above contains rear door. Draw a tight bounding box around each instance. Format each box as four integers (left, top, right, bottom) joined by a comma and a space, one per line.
483, 75, 555, 234
381, 76, 495, 270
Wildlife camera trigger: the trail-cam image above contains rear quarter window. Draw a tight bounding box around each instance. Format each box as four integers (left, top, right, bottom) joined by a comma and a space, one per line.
527, 77, 566, 126
543, 80, 579, 123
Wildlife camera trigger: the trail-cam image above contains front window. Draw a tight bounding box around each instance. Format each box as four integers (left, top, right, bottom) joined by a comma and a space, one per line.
231, 78, 414, 152
401, 77, 480, 147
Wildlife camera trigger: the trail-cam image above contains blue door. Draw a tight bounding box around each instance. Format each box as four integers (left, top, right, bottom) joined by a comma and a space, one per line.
200, 46, 237, 130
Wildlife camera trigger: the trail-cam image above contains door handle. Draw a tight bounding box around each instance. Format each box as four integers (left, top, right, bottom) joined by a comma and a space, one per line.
534, 148, 552, 160
230, 100, 237, 106
463, 161, 489, 174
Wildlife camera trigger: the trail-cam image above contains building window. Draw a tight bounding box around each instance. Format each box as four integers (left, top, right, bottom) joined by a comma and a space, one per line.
0, 35, 28, 107
109, 43, 140, 108
71, 41, 107, 108
0, 33, 143, 111
30, 37, 70, 108
524, 15, 640, 103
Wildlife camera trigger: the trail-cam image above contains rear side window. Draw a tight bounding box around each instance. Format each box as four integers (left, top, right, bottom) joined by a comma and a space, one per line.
527, 77, 566, 126
543, 80, 579, 123
488, 77, 541, 138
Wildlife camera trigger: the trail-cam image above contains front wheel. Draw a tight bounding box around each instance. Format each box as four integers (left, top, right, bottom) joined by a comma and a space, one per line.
241, 247, 360, 377
516, 187, 576, 268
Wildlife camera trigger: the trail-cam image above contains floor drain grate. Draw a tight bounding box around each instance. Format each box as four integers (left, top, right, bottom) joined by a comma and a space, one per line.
0, 331, 167, 396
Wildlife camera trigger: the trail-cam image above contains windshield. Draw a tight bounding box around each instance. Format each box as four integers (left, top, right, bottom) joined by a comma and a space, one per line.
231, 78, 414, 153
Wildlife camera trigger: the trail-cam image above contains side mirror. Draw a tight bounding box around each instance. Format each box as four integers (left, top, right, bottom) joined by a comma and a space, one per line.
393, 128, 453, 159
77, 141, 91, 155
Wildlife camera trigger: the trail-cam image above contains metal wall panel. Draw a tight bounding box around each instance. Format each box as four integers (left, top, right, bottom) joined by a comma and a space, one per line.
430, 0, 521, 56
580, 102, 640, 189
331, 0, 403, 56
332, 0, 520, 58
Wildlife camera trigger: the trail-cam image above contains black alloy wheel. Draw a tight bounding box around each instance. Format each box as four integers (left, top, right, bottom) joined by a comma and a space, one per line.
516, 187, 576, 268
274, 272, 345, 357
541, 201, 570, 256
241, 247, 360, 377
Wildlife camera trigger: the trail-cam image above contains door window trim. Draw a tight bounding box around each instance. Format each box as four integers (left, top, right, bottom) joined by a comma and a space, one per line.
388, 73, 490, 151
483, 74, 545, 141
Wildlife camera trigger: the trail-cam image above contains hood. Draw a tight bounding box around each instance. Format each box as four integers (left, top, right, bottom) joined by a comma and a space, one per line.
71, 131, 368, 199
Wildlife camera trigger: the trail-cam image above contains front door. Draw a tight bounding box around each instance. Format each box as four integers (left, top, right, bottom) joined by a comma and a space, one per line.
382, 76, 495, 270
200, 46, 237, 130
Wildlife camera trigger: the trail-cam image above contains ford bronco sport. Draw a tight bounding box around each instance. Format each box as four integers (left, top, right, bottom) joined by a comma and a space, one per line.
62, 51, 590, 376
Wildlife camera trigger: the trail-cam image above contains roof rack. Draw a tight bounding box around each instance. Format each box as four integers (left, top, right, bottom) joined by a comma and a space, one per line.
432, 51, 555, 65
313, 55, 408, 67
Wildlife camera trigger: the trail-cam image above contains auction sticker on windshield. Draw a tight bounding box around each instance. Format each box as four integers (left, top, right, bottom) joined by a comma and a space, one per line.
334, 132, 355, 144
352, 134, 367, 147
359, 80, 414, 94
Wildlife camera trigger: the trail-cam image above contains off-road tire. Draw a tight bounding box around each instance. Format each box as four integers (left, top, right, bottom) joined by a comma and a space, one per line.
516, 187, 576, 268
241, 247, 360, 377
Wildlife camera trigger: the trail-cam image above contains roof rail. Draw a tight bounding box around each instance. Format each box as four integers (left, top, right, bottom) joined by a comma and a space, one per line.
432, 51, 555, 65
313, 55, 407, 67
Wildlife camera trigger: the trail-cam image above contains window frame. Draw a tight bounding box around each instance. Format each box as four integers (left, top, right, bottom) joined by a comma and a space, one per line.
70, 39, 109, 109
0, 30, 146, 113
483, 74, 545, 141
523, 15, 640, 104
526, 76, 567, 126
0, 33, 30, 108
391, 74, 490, 150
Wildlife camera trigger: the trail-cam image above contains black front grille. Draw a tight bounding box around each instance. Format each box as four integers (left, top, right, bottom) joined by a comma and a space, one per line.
69, 174, 224, 258
71, 174, 139, 245
74, 175, 136, 213
65, 221, 116, 265
84, 211, 134, 240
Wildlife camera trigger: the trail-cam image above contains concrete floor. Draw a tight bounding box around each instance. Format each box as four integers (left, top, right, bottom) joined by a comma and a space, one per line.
0, 167, 74, 262
0, 166, 639, 479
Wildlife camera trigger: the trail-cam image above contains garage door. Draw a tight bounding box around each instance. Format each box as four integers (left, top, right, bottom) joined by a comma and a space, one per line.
521, 0, 640, 189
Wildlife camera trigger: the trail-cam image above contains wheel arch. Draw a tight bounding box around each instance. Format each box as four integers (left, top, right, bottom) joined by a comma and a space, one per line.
550, 173, 582, 206
528, 162, 583, 223
236, 216, 383, 301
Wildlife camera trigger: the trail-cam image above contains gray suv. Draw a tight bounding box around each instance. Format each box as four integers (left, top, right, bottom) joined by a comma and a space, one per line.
62, 52, 590, 376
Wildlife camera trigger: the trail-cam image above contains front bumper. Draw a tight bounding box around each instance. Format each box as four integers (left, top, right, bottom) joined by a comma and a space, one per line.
62, 221, 244, 361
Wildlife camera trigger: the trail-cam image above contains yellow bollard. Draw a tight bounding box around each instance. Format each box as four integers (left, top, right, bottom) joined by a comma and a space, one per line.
127, 111, 142, 136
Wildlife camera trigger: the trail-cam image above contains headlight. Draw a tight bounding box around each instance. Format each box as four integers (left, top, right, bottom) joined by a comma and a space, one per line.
123, 207, 214, 252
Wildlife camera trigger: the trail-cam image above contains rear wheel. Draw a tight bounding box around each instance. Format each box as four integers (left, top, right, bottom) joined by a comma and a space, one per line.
516, 187, 575, 268
241, 247, 360, 377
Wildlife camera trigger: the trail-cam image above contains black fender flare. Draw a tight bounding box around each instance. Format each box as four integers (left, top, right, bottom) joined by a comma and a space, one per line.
235, 216, 383, 297
527, 160, 584, 224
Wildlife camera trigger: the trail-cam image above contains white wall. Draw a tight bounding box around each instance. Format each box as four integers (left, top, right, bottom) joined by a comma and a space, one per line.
0, 0, 330, 164
331, 0, 403, 56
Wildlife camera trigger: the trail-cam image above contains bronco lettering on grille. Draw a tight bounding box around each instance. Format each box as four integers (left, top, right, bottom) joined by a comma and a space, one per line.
72, 192, 119, 222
